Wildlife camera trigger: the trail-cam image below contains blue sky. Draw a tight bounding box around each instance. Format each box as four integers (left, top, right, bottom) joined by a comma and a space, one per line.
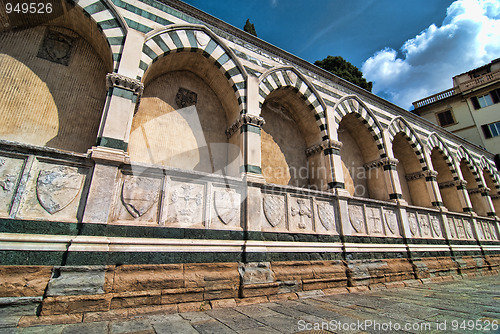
183, 0, 500, 110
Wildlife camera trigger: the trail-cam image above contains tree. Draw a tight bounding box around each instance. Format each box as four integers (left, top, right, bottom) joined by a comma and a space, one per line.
314, 56, 372, 92
244, 19, 257, 37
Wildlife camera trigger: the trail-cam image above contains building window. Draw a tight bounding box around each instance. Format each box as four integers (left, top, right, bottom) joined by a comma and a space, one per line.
481, 121, 500, 139
471, 89, 500, 109
436, 110, 455, 127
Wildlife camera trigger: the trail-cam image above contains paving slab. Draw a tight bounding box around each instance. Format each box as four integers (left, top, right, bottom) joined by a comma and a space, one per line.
152, 320, 199, 334
6, 275, 499, 334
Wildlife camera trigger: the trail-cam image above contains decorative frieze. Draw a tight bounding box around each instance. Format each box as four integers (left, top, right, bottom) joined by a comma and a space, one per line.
364, 157, 399, 170
106, 73, 144, 95
225, 114, 266, 138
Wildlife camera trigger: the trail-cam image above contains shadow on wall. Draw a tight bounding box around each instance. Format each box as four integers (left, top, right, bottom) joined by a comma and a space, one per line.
0, 24, 109, 153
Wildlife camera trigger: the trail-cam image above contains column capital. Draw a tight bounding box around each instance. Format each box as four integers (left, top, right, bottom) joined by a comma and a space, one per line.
364, 157, 399, 170
438, 179, 467, 189
468, 187, 490, 196
405, 169, 438, 181
106, 73, 144, 95
321, 139, 343, 156
226, 114, 265, 138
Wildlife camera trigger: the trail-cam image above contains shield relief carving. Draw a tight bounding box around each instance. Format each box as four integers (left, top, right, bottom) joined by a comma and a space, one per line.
36, 166, 84, 215
263, 195, 285, 228
121, 175, 161, 218
214, 189, 240, 226
349, 205, 364, 233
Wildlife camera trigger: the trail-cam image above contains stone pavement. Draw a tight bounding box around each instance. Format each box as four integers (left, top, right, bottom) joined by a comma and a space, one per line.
3, 275, 499, 334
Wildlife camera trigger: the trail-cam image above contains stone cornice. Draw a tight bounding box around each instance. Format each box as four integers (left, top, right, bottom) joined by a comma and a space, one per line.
106, 73, 144, 95
226, 114, 265, 138
364, 157, 399, 170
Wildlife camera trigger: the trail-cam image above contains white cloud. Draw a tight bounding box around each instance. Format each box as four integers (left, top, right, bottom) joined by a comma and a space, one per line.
362, 0, 500, 110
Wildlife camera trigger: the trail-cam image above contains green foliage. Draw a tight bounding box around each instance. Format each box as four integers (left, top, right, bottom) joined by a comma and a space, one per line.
244, 19, 257, 37
314, 56, 372, 92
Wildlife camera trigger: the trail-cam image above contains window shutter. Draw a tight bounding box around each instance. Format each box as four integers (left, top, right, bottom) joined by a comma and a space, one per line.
482, 124, 492, 139
471, 96, 480, 110
491, 89, 500, 104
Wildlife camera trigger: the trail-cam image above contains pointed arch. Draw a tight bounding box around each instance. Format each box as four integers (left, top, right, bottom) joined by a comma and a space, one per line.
78, 0, 127, 70
333, 95, 385, 157
138, 24, 247, 113
479, 156, 500, 180
387, 117, 428, 171
480, 156, 500, 190
456, 146, 483, 186
427, 133, 459, 180
258, 66, 328, 140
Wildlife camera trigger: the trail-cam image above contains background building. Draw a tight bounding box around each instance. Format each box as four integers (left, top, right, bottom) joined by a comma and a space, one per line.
412, 59, 500, 167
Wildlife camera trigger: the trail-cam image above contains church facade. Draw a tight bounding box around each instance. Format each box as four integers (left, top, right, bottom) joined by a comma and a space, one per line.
0, 0, 499, 322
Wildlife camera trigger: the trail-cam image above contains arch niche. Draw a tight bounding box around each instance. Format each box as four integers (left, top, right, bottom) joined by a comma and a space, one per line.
128, 26, 246, 177
428, 135, 463, 213
258, 68, 328, 190
334, 96, 387, 200
458, 147, 489, 216
388, 118, 432, 208
0, 0, 120, 152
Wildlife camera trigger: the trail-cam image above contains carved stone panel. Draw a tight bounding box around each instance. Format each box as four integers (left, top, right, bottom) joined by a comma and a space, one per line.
348, 204, 365, 234
481, 221, 494, 240
175, 87, 197, 109
0, 156, 24, 216
165, 181, 205, 228
455, 218, 466, 239
464, 220, 474, 239
448, 218, 457, 239
408, 212, 419, 237
366, 207, 383, 235
289, 197, 313, 232
316, 201, 336, 234
418, 214, 431, 238
36, 166, 84, 215
212, 188, 241, 228
117, 175, 161, 222
263, 195, 285, 230
37, 29, 76, 66
383, 209, 399, 236
17, 161, 87, 222
430, 216, 442, 238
